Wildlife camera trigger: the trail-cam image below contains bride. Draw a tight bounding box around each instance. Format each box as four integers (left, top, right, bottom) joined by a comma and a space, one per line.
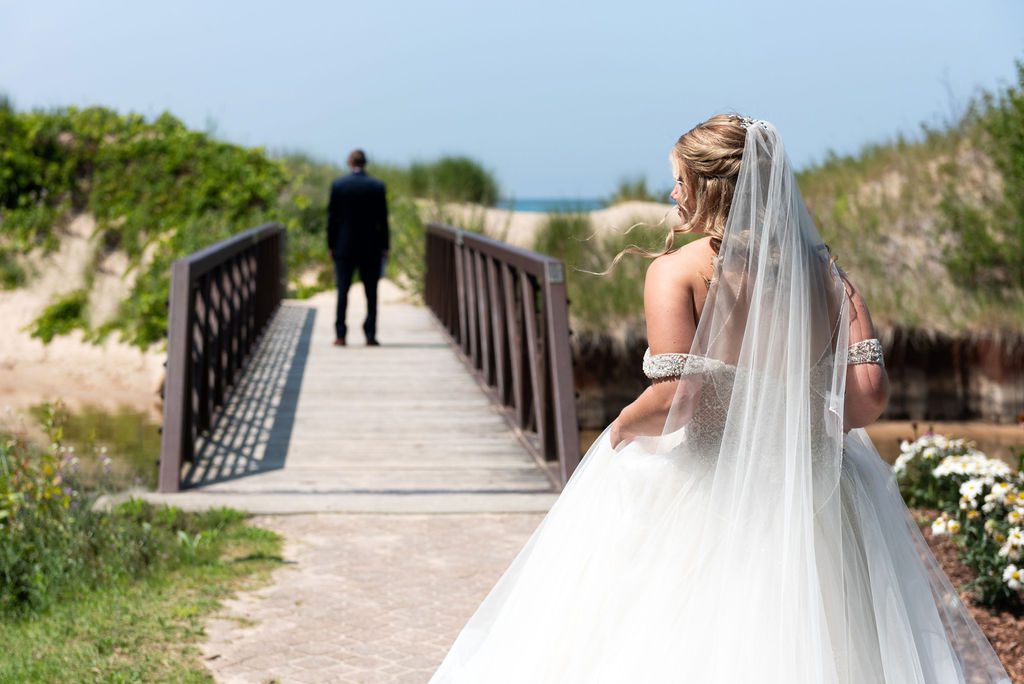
430, 115, 1010, 683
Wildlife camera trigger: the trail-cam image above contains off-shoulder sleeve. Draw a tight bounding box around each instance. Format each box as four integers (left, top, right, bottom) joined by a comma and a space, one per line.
643, 348, 691, 379
847, 338, 884, 367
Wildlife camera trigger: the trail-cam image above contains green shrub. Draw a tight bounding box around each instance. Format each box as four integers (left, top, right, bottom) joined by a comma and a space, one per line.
0, 103, 493, 343
0, 250, 25, 288
0, 403, 249, 617
25, 289, 88, 343
0, 106, 286, 347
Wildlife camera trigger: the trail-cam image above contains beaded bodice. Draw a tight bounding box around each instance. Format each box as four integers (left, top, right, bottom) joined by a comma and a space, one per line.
640, 339, 884, 461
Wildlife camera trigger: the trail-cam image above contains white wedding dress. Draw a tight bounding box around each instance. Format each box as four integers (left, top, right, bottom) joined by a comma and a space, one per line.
430, 119, 1010, 683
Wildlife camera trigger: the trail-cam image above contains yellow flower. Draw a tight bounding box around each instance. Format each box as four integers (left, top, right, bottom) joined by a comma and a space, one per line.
967, 510, 980, 520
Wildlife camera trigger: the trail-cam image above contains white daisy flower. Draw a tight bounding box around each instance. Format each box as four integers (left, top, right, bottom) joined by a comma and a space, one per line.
1003, 565, 1023, 590
960, 479, 985, 502
998, 543, 1021, 560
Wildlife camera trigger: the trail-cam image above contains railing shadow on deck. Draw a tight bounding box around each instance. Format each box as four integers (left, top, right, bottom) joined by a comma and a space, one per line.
159, 223, 287, 492
180, 304, 315, 488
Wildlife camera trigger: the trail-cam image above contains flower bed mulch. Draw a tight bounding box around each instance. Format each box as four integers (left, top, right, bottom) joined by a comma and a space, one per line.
918, 510, 1024, 682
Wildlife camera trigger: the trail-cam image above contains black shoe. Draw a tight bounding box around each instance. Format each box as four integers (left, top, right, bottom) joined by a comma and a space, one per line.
366, 338, 380, 346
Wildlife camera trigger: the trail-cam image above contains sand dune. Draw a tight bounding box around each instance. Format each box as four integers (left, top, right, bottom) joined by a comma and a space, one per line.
0, 214, 165, 421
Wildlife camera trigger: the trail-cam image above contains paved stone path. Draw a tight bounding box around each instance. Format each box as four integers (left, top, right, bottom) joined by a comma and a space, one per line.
201, 512, 544, 683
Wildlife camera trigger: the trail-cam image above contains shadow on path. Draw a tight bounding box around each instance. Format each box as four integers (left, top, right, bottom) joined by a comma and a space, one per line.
181, 304, 315, 488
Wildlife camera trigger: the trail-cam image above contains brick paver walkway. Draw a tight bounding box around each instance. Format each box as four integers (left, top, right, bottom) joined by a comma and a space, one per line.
201, 512, 545, 683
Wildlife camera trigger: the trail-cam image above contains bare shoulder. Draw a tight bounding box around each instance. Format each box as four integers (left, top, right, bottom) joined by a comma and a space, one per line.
646, 237, 714, 289
836, 267, 867, 308
834, 267, 879, 338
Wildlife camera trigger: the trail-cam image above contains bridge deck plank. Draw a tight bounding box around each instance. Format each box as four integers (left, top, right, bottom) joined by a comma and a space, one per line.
146, 280, 556, 513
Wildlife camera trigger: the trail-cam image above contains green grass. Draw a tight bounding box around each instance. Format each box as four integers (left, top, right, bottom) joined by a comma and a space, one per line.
0, 518, 282, 683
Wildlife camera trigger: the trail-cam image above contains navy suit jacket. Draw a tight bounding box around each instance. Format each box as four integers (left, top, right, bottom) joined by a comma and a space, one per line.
326, 170, 390, 260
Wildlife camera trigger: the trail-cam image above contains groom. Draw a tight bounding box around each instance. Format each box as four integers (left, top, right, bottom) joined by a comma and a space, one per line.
327, 149, 390, 346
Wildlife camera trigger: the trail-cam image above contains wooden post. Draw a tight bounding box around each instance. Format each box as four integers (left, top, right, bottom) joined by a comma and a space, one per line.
159, 259, 193, 492
541, 259, 580, 482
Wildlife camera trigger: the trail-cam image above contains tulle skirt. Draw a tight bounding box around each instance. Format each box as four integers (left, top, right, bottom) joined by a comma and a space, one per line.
430, 428, 1010, 683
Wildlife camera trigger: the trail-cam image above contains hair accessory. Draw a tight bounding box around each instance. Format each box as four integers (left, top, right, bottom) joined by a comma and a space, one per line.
735, 115, 769, 131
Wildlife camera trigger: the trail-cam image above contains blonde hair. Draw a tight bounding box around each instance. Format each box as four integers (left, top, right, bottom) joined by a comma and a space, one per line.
602, 113, 747, 273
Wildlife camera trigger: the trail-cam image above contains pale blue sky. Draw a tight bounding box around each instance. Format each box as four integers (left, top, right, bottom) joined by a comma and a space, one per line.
2, 1, 1022, 198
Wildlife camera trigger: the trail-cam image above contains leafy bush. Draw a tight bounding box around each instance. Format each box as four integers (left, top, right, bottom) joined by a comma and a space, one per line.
0, 250, 26, 289
0, 103, 496, 343
0, 106, 285, 347
24, 289, 88, 343
0, 403, 248, 616
895, 433, 1024, 605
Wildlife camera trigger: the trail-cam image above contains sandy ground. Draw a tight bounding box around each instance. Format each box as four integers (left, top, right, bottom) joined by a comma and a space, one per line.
0, 214, 165, 421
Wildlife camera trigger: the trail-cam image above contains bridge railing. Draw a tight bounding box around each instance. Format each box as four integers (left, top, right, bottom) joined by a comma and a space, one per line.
424, 223, 580, 485
158, 223, 286, 492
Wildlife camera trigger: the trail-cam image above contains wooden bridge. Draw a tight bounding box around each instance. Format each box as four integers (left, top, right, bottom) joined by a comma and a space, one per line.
152, 223, 580, 513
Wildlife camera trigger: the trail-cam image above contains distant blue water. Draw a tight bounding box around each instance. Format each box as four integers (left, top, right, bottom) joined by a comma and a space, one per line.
494, 198, 605, 213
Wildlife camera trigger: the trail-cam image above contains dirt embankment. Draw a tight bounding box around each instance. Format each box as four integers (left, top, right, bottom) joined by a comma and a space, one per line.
0, 214, 165, 421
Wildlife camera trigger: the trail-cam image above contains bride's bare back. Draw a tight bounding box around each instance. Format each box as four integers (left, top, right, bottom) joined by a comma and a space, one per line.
642, 236, 889, 431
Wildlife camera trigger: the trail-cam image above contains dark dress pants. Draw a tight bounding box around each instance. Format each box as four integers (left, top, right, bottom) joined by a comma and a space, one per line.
334, 253, 381, 341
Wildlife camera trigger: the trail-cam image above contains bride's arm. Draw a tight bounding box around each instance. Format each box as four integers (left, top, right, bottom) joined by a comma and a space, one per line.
842, 273, 890, 429
610, 256, 697, 447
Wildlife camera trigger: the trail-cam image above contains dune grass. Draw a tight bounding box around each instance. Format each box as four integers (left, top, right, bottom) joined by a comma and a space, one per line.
532, 212, 701, 332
